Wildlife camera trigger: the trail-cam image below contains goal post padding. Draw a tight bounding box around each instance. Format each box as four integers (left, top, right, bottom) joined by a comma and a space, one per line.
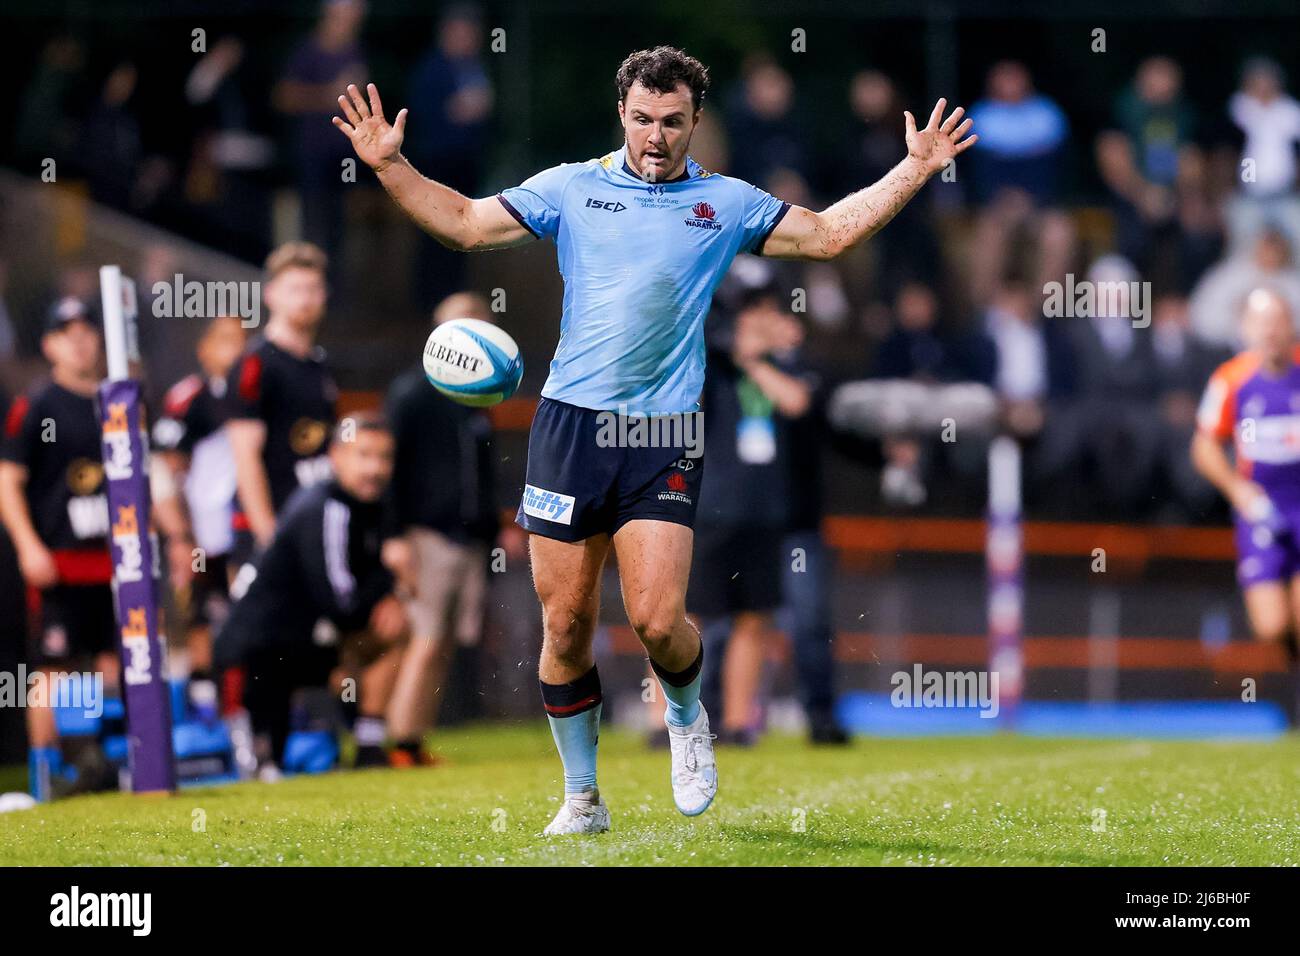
98, 265, 176, 794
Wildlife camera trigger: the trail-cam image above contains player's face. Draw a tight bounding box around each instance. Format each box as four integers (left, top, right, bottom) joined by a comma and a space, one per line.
618, 81, 698, 182
265, 267, 327, 334
331, 428, 395, 502
1242, 291, 1294, 365
43, 320, 103, 379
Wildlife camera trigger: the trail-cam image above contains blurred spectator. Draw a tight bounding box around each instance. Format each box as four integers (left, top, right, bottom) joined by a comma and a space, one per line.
185, 37, 276, 261
406, 6, 494, 312
701, 258, 846, 744
873, 282, 951, 382
1190, 227, 1300, 349
830, 283, 999, 508
967, 61, 1069, 206
80, 63, 143, 210
836, 70, 943, 298
1168, 145, 1226, 290
1102, 56, 1211, 286
967, 62, 1075, 307
981, 280, 1077, 510
873, 284, 949, 507
1226, 57, 1300, 255
984, 280, 1075, 420
725, 54, 810, 190
274, 0, 368, 270
693, 262, 810, 745
383, 291, 519, 764
1116, 57, 1196, 191
15, 36, 85, 171
1062, 255, 1162, 515
777, 356, 847, 745
1149, 293, 1225, 519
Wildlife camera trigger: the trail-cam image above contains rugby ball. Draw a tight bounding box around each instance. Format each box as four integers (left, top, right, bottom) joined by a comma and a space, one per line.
422, 318, 523, 407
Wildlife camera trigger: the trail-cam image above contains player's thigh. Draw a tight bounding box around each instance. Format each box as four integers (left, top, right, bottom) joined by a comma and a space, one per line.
1243, 581, 1291, 643
612, 518, 694, 634
529, 532, 610, 628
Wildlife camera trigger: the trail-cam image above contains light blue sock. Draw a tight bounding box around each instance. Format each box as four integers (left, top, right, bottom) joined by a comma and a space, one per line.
541, 667, 603, 795
654, 644, 704, 728
546, 704, 601, 794
660, 673, 702, 728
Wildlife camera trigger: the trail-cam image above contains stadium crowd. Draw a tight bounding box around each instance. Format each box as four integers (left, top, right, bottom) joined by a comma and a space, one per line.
6, 4, 1300, 521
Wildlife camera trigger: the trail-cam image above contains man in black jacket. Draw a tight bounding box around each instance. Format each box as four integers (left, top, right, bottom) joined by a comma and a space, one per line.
382, 291, 514, 764
214, 412, 408, 772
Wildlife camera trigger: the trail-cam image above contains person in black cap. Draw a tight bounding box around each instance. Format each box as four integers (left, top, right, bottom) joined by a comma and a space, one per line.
0, 297, 117, 800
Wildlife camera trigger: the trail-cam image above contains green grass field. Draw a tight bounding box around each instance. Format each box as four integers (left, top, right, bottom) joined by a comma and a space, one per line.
2, 724, 1299, 866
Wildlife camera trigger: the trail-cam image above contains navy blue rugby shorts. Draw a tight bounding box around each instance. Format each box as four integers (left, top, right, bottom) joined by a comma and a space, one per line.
515, 397, 704, 542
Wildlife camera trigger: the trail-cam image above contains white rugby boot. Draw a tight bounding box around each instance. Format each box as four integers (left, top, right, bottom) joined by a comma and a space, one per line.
666, 705, 718, 817
543, 789, 611, 836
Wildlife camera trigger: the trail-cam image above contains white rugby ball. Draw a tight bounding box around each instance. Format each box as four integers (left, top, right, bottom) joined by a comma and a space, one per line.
422, 318, 523, 407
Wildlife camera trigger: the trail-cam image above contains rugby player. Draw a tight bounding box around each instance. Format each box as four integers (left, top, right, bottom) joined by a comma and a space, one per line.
334, 46, 975, 834
214, 413, 408, 771
1193, 286, 1300, 716
224, 242, 338, 578
0, 299, 116, 800
152, 315, 248, 696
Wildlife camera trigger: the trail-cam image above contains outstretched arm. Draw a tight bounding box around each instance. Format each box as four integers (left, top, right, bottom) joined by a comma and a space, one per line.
762, 99, 976, 261
333, 83, 531, 252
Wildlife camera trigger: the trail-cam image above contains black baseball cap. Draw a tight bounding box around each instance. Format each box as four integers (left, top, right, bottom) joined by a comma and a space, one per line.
44, 296, 97, 334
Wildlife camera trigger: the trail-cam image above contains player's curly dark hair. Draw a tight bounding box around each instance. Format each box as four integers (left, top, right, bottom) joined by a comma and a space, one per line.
615, 46, 710, 112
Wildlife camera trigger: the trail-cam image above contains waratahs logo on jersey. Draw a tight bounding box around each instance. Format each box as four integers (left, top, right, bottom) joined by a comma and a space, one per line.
684, 201, 722, 231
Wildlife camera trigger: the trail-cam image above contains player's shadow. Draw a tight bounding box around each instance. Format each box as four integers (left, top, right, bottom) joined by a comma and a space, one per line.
721, 824, 1121, 866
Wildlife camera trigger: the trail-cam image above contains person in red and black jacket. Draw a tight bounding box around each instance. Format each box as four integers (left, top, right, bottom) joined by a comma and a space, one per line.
223, 242, 338, 581
0, 298, 117, 799
152, 315, 248, 695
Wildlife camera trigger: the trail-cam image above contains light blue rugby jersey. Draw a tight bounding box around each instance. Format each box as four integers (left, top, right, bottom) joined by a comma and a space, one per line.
496, 145, 789, 415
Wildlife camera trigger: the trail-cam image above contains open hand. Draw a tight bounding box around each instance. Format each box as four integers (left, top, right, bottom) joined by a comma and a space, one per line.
904, 98, 977, 177
333, 83, 407, 171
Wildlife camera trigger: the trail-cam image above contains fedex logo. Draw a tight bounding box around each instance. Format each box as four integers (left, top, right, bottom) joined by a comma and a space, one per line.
112, 505, 144, 584
521, 484, 575, 525
102, 402, 134, 480
121, 606, 153, 687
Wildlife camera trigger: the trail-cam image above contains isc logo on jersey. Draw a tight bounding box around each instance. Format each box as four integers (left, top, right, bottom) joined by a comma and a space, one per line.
422, 318, 524, 408
521, 485, 574, 525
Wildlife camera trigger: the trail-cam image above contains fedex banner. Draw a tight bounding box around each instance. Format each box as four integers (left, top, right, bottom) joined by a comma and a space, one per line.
98, 378, 176, 793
